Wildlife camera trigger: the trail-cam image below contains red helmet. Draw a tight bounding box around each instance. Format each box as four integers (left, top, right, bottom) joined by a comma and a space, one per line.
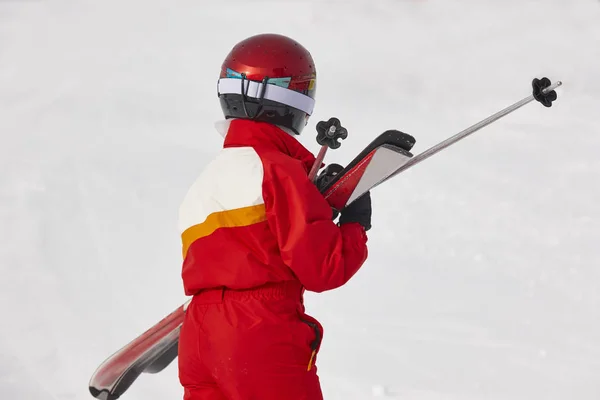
217, 33, 316, 135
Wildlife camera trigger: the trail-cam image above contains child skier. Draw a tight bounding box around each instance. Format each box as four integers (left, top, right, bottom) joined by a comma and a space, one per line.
177, 33, 372, 400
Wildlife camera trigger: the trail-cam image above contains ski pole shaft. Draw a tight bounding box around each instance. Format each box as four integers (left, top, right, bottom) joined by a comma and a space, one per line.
386, 81, 562, 179
308, 145, 328, 181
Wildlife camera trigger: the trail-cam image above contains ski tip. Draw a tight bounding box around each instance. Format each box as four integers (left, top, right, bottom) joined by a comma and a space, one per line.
89, 387, 118, 400
381, 130, 416, 152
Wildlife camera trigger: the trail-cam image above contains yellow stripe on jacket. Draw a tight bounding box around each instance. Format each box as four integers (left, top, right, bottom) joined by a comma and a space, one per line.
181, 204, 266, 258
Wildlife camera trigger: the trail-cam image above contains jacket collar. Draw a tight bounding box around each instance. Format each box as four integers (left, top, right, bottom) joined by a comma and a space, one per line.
222, 119, 317, 173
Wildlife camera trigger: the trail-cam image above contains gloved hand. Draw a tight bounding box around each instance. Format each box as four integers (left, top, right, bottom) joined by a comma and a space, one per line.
316, 163, 345, 220
339, 191, 372, 231
316, 163, 344, 192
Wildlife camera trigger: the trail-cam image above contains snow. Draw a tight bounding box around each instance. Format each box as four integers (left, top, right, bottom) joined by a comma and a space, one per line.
1, 0, 599, 399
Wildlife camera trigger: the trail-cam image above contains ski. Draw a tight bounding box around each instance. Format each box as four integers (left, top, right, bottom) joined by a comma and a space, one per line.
89, 301, 189, 400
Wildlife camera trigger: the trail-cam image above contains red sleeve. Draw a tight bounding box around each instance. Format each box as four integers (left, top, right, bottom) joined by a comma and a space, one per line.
262, 159, 368, 293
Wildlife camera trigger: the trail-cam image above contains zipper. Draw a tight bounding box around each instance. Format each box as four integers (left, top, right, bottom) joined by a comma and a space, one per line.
300, 318, 322, 371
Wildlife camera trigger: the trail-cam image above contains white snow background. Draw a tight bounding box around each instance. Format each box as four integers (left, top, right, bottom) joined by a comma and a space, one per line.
1, 0, 599, 399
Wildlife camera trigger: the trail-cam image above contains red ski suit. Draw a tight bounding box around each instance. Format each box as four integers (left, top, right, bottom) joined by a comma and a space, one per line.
178, 119, 369, 400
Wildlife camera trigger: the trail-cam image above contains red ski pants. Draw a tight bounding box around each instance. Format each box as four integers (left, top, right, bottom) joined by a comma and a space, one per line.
178, 281, 324, 400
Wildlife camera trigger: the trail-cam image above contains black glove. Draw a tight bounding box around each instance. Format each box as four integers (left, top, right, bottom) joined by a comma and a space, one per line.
316, 163, 345, 220
339, 191, 372, 231
316, 163, 344, 192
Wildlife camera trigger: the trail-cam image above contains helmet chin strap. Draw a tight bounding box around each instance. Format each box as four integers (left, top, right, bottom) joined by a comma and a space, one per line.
240, 73, 269, 119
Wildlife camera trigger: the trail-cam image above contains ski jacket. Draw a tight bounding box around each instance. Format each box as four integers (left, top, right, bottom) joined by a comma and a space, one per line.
178, 119, 368, 295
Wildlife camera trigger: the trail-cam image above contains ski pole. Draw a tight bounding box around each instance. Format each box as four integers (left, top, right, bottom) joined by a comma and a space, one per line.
379, 78, 562, 185
308, 117, 348, 181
